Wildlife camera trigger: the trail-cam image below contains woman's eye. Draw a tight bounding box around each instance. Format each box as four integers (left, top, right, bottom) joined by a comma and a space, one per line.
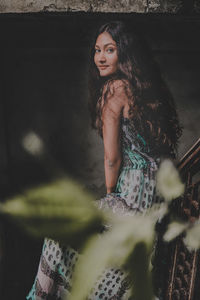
95, 49, 100, 53
107, 48, 114, 53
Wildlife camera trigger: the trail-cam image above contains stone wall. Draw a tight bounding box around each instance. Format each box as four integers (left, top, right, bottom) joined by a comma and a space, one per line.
0, 0, 199, 13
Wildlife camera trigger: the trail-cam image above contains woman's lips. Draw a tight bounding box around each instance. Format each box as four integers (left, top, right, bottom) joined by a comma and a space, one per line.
99, 65, 109, 70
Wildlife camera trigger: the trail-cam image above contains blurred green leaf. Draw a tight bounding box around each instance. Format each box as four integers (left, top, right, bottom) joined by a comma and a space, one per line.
163, 221, 187, 242
127, 241, 153, 300
70, 214, 155, 300
0, 178, 104, 249
156, 159, 185, 202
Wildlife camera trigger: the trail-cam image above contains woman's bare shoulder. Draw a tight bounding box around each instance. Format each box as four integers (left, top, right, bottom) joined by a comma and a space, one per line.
104, 78, 130, 92
102, 79, 131, 105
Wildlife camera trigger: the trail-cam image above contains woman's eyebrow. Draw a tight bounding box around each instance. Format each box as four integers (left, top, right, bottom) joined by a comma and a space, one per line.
95, 43, 116, 48
104, 43, 116, 47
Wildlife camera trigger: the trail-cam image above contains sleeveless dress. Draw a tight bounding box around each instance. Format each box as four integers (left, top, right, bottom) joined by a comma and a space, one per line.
26, 116, 159, 300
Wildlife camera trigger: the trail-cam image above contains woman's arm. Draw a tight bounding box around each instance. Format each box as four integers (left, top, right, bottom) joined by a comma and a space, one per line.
101, 80, 128, 194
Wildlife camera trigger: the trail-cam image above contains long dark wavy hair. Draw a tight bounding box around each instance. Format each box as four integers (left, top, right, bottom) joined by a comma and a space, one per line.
88, 21, 182, 158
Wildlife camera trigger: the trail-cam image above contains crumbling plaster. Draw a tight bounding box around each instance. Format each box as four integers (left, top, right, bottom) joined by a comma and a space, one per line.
0, 0, 194, 14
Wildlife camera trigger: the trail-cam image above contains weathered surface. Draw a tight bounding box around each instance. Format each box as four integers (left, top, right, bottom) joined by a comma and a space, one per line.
148, 0, 183, 13
148, 0, 161, 12
0, 0, 147, 13
0, 0, 189, 14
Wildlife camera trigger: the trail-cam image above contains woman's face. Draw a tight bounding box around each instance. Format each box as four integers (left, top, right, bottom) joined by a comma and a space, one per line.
94, 31, 118, 77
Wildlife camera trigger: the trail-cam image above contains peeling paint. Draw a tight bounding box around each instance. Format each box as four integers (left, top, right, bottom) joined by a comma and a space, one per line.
148, 0, 161, 12
42, 3, 68, 12
0, 0, 145, 13
0, 0, 190, 14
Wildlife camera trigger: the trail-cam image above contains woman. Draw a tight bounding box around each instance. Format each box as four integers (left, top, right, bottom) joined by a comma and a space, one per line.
88, 21, 182, 215
27, 21, 182, 300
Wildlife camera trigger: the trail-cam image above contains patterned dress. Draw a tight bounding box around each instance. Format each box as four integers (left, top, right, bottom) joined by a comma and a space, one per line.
26, 116, 159, 300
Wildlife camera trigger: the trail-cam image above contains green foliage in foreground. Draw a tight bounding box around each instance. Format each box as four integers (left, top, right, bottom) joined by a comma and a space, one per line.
70, 211, 161, 300
0, 178, 104, 249
0, 177, 161, 300
0, 159, 191, 300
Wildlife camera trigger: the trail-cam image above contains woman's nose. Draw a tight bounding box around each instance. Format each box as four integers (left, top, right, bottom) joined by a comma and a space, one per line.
99, 51, 106, 63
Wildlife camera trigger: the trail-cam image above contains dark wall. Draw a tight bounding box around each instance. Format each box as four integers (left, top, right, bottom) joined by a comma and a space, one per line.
0, 13, 200, 300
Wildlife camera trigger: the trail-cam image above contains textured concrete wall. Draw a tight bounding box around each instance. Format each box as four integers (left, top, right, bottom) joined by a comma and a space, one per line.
0, 0, 199, 13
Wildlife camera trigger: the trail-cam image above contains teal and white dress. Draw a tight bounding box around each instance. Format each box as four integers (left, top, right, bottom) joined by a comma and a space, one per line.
27, 116, 159, 300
